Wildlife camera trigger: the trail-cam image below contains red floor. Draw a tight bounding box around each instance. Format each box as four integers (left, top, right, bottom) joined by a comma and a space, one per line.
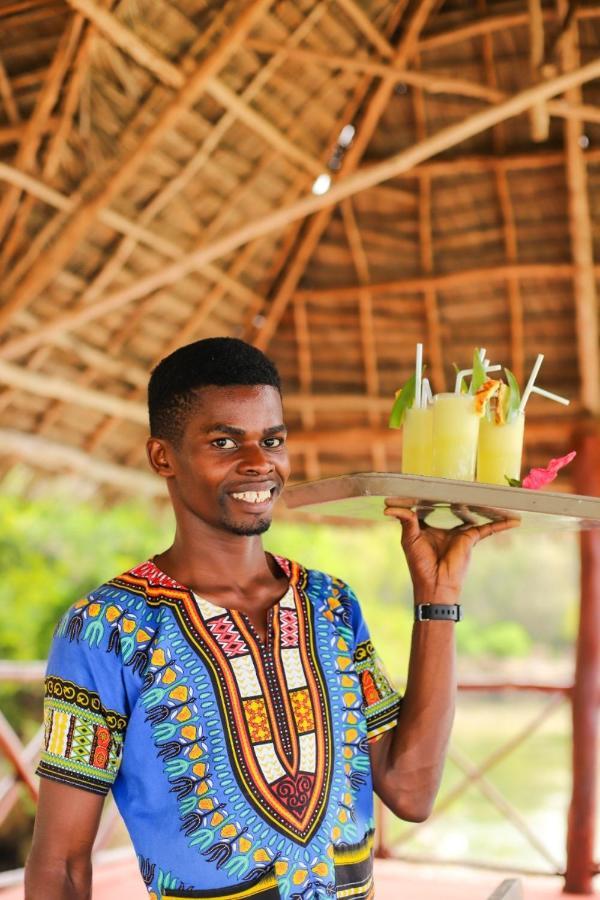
1, 854, 595, 899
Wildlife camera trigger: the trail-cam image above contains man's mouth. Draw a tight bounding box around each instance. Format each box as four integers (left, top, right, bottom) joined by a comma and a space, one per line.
230, 489, 273, 504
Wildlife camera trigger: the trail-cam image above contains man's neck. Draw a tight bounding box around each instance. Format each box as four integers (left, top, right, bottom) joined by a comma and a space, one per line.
154, 518, 275, 599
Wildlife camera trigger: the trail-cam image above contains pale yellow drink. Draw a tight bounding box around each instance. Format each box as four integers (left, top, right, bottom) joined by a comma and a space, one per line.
402, 406, 433, 475
432, 393, 480, 480
477, 413, 525, 485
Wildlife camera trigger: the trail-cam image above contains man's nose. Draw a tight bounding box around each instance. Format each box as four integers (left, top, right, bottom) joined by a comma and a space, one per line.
238, 444, 273, 473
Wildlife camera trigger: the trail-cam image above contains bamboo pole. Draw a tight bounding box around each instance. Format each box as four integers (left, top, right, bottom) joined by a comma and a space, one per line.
252, 0, 442, 353
0, 0, 275, 334
3, 58, 600, 360
0, 14, 83, 240
334, 0, 395, 57
0, 52, 20, 124
0, 429, 162, 496
559, 4, 600, 415
528, 0, 550, 142
567, 421, 600, 894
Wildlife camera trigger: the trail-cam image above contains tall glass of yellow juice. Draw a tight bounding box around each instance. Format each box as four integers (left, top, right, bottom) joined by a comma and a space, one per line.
402, 406, 433, 475
477, 413, 525, 485
432, 393, 480, 480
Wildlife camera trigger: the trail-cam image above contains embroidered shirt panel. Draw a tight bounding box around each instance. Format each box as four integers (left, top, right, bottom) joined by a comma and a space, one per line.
36, 558, 401, 899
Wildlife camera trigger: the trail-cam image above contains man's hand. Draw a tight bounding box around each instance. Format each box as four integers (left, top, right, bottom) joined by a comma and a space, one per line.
384, 502, 519, 605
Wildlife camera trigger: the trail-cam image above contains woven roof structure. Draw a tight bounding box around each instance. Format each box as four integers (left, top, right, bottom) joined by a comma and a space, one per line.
0, 0, 599, 499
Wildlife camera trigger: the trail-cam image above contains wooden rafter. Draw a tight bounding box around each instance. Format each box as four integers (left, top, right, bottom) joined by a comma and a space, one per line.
0, 13, 83, 240
479, 0, 524, 384
247, 40, 600, 126
2, 56, 600, 361
528, 0, 549, 142
0, 0, 274, 335
0, 51, 20, 124
253, 0, 441, 353
333, 0, 394, 57
559, 2, 600, 414
341, 199, 387, 471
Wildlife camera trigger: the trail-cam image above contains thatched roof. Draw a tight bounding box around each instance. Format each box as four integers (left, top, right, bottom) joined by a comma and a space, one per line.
0, 0, 599, 498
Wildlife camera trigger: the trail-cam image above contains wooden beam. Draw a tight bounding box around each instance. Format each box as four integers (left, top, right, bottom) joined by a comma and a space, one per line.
0, 52, 20, 124
0, 0, 274, 334
559, 4, 599, 414
566, 421, 600, 894
68, 0, 321, 175
0, 16, 92, 276
247, 40, 600, 125
252, 0, 441, 353
0, 429, 163, 496
3, 57, 600, 360
341, 199, 387, 470
0, 358, 148, 423
528, 0, 550, 142
0, 14, 83, 240
334, 0, 395, 58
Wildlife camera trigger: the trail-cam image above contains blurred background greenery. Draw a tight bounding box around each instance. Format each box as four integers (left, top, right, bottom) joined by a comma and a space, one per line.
0, 476, 580, 872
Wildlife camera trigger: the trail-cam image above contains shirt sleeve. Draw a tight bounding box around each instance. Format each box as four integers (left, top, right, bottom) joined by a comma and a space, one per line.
36, 595, 129, 796
342, 583, 402, 744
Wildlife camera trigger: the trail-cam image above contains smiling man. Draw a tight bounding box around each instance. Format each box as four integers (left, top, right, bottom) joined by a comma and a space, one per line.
25, 337, 515, 900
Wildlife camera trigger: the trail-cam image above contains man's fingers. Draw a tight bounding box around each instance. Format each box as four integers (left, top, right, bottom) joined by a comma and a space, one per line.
462, 517, 520, 543
383, 506, 422, 544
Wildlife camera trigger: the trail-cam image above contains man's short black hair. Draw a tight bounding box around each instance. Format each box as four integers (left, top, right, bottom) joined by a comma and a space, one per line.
148, 337, 281, 445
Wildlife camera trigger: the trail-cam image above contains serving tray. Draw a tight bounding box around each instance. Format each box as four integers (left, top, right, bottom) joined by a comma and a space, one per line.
282, 473, 600, 532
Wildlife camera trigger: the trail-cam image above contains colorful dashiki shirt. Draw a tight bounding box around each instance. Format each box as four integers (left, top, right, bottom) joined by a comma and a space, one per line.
37, 557, 401, 900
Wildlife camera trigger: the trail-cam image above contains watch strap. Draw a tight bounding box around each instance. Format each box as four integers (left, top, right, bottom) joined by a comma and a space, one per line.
415, 603, 461, 622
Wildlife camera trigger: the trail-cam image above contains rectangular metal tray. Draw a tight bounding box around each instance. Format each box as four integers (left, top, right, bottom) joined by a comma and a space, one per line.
282, 473, 600, 531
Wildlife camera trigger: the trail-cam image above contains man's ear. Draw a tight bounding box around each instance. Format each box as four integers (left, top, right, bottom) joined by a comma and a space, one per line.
146, 437, 176, 478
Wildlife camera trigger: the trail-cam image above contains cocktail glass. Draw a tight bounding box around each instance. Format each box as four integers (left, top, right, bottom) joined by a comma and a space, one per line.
401, 406, 433, 476
432, 393, 480, 480
476, 413, 525, 485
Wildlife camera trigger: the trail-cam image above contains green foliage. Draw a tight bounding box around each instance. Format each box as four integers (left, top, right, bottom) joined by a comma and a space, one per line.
388, 373, 416, 428
457, 619, 532, 658
504, 367, 521, 421
0, 492, 172, 659
469, 348, 487, 395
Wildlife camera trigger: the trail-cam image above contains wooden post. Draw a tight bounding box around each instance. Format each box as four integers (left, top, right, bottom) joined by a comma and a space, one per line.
565, 420, 600, 893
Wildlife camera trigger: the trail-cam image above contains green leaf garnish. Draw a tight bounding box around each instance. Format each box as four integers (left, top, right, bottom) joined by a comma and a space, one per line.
504, 367, 521, 421
389, 373, 416, 428
469, 348, 487, 395
505, 476, 522, 487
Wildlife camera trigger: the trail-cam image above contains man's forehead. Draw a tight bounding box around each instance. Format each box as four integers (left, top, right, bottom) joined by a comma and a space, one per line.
187, 383, 284, 425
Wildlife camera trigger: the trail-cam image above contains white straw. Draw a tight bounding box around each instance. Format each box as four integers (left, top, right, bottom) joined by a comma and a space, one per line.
519, 353, 544, 414
531, 385, 570, 406
414, 343, 423, 410
454, 364, 501, 394
421, 377, 432, 406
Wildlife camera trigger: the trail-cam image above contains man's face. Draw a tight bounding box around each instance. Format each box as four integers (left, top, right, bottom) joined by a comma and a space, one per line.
149, 384, 290, 536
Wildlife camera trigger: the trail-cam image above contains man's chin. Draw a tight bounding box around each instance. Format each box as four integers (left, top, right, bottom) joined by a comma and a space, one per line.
224, 516, 272, 536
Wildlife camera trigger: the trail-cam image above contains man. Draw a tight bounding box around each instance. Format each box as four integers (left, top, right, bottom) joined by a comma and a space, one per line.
25, 337, 515, 900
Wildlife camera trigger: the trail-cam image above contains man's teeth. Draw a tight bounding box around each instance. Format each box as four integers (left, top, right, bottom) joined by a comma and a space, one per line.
231, 490, 272, 503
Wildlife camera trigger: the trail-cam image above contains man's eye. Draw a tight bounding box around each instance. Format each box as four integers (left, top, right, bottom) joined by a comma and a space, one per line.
262, 437, 285, 448
212, 438, 237, 449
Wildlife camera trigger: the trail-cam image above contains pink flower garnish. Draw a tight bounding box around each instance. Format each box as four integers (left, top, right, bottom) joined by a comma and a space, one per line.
521, 451, 577, 490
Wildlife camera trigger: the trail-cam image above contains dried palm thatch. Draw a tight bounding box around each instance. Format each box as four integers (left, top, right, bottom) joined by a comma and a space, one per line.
0, 0, 599, 498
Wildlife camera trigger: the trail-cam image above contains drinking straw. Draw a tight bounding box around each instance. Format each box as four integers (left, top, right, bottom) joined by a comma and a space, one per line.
421, 377, 432, 407
414, 343, 423, 410
454, 364, 501, 393
530, 385, 570, 406
519, 353, 544, 414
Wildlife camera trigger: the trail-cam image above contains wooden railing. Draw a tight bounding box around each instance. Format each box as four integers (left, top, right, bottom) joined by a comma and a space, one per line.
375, 680, 576, 880
0, 664, 595, 888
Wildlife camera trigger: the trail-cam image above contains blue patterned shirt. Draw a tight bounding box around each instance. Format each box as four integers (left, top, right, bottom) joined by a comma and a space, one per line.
37, 557, 401, 900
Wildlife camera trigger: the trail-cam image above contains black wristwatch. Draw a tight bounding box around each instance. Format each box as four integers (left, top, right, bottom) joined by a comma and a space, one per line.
415, 603, 462, 622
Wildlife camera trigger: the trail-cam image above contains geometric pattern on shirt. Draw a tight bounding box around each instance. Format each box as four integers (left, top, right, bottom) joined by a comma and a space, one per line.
354, 639, 401, 741
124, 560, 333, 845
37, 676, 126, 795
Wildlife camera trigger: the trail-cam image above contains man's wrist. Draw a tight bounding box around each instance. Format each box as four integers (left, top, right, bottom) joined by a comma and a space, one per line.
415, 602, 461, 622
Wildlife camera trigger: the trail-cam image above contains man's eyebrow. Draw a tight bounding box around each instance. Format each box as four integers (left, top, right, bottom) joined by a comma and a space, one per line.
203, 423, 287, 436
204, 424, 246, 436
